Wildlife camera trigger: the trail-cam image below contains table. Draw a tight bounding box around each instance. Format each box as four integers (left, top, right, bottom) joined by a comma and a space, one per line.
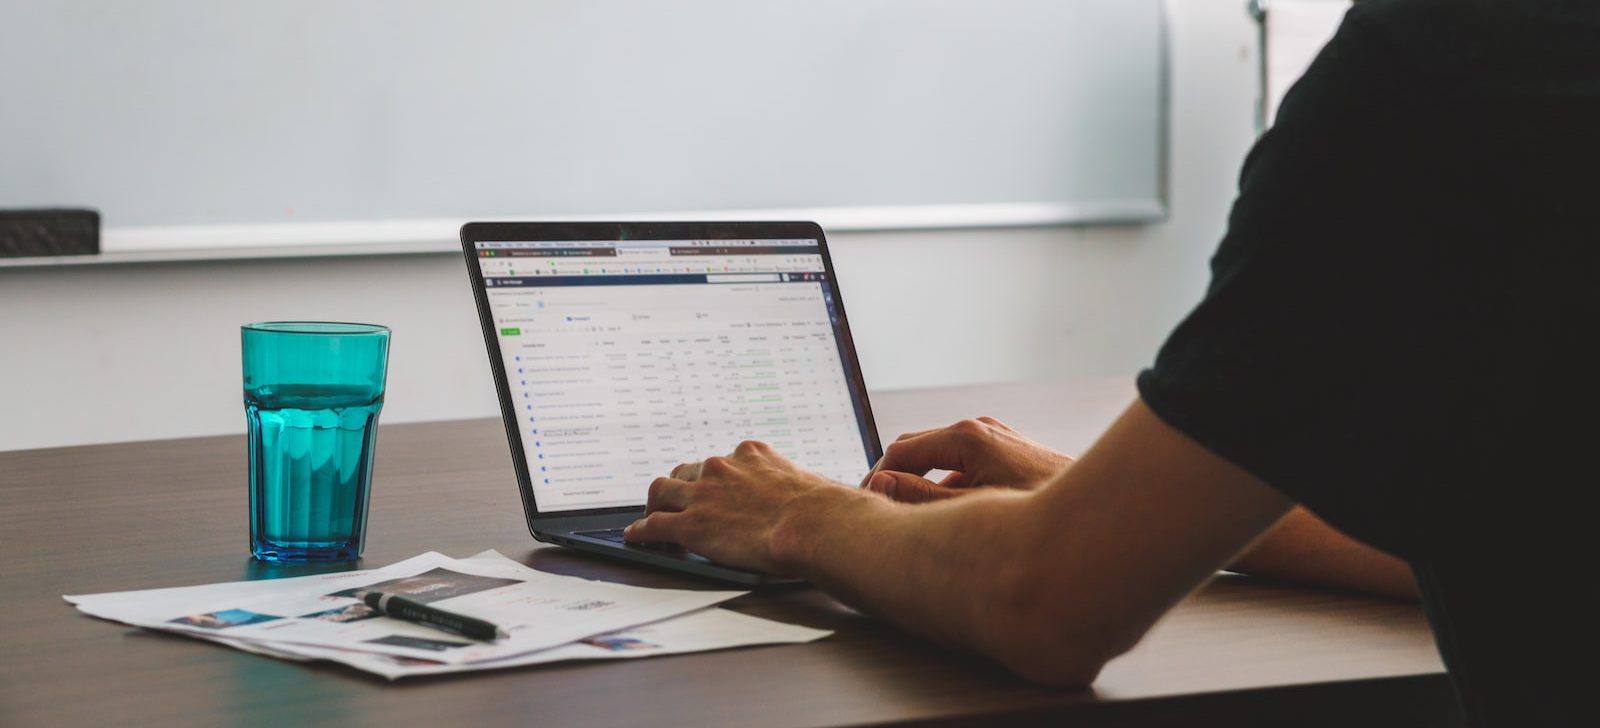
0, 378, 1456, 727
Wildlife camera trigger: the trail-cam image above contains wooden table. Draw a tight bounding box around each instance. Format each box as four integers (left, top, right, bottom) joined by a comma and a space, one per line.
0, 378, 1456, 727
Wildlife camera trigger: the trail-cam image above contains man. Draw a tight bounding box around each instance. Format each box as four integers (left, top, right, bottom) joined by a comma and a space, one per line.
625, 1, 1598, 725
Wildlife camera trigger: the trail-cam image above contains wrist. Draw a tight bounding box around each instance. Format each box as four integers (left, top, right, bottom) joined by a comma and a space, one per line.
769, 482, 882, 575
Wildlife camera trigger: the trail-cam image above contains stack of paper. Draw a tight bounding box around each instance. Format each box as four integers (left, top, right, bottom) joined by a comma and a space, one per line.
66, 550, 829, 679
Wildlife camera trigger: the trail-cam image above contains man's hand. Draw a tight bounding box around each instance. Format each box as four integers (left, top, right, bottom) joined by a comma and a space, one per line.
624, 440, 870, 574
865, 417, 1073, 503
624, 401, 1296, 689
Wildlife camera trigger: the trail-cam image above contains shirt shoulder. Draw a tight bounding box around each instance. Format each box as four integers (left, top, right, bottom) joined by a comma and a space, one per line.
1339, 0, 1600, 90
1140, 0, 1600, 557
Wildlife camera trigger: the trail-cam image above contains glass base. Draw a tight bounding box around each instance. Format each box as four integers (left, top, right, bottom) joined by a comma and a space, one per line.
252, 541, 362, 563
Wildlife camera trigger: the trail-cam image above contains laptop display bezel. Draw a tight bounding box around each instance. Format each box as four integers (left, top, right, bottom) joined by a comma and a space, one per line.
460, 221, 885, 523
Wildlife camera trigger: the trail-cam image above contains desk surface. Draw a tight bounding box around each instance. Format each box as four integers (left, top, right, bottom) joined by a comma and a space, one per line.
0, 378, 1454, 727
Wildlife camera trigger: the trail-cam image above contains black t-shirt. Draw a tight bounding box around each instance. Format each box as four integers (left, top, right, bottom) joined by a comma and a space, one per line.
1137, 1, 1599, 725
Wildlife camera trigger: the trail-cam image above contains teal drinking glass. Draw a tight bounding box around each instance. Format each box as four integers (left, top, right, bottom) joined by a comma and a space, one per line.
242, 322, 390, 562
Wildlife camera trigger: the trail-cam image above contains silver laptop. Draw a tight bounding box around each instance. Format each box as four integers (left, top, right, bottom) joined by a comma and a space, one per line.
460, 221, 884, 584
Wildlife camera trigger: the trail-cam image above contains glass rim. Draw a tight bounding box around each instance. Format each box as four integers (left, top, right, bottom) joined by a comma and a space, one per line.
241, 321, 389, 336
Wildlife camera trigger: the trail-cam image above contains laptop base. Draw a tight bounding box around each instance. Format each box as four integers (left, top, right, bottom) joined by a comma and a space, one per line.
535, 529, 805, 586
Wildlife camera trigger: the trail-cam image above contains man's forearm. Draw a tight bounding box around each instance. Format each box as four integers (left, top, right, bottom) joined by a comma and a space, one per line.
769, 487, 1068, 674
766, 400, 1301, 688
1228, 506, 1419, 600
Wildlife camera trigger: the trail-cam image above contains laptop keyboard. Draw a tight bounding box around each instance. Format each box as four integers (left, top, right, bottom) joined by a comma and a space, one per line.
575, 528, 688, 554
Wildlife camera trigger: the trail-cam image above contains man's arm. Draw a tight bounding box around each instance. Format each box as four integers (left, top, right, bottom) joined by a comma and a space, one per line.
627, 398, 1293, 686
860, 417, 1419, 602
1227, 506, 1419, 600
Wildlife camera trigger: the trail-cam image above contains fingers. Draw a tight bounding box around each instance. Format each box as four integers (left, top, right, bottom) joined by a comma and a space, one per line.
888, 417, 1008, 444
674, 442, 772, 483
892, 427, 943, 443
645, 476, 692, 514
624, 510, 685, 543
873, 419, 992, 479
671, 461, 702, 481
865, 470, 968, 504
733, 439, 771, 456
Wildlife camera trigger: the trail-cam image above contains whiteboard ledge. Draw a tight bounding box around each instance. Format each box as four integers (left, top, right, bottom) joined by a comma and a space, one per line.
1, 201, 1164, 268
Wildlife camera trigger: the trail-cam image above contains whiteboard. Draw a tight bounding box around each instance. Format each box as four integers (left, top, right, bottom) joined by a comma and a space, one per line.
0, 1, 1166, 236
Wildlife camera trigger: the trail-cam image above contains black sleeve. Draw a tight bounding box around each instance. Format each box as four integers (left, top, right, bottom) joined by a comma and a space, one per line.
1136, 6, 1455, 557
1142, 3, 1600, 723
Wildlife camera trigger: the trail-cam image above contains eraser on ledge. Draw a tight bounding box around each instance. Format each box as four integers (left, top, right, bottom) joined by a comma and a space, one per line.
0, 208, 101, 258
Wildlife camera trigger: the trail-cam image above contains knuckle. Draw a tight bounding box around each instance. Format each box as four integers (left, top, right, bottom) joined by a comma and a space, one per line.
702, 456, 731, 474
735, 439, 766, 454
648, 477, 671, 499
953, 418, 988, 435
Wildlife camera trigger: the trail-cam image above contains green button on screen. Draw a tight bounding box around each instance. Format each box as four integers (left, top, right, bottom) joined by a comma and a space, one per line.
500, 327, 521, 336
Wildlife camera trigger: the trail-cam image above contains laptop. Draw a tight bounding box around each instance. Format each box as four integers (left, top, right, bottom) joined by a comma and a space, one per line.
460, 221, 884, 584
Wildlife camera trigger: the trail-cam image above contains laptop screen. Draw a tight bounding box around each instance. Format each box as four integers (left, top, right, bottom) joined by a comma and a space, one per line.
473, 236, 876, 512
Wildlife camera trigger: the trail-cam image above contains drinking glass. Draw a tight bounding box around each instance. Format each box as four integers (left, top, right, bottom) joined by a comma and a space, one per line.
241, 322, 390, 562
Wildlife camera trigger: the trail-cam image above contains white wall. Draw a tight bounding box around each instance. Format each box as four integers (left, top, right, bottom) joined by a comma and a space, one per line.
0, 0, 1259, 451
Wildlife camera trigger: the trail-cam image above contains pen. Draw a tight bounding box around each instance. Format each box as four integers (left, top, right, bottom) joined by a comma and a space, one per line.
361, 591, 509, 641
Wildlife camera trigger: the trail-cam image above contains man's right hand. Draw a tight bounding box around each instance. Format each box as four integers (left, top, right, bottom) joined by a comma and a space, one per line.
862, 417, 1073, 503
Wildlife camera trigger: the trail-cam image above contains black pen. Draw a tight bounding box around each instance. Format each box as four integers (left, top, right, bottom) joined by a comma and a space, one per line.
361, 591, 509, 641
